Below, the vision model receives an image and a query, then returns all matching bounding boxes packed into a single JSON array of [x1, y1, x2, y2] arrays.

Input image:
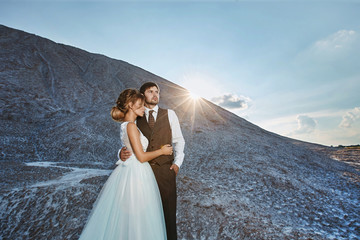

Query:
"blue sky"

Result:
[[1, 0, 359, 146]]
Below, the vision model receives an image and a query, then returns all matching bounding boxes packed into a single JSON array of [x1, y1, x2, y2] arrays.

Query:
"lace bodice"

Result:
[[120, 122, 149, 153]]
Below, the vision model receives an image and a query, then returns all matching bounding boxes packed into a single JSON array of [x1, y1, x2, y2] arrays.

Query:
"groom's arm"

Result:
[[168, 109, 185, 169]]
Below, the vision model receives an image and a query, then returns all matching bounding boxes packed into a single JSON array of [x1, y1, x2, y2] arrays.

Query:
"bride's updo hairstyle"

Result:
[[111, 89, 145, 122]]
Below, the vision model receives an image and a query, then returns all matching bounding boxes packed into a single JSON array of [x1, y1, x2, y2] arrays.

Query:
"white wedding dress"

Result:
[[79, 122, 166, 240]]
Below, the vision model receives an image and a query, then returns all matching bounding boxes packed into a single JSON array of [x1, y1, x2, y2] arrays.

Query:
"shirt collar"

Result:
[[145, 105, 159, 114]]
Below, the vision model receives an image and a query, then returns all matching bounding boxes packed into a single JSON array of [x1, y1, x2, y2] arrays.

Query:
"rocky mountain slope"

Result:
[[0, 25, 359, 239]]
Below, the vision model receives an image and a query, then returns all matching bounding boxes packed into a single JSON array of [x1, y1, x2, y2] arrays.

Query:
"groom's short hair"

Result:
[[140, 82, 160, 94]]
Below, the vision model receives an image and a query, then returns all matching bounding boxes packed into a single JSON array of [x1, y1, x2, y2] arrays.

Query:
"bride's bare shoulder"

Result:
[[126, 122, 138, 133]]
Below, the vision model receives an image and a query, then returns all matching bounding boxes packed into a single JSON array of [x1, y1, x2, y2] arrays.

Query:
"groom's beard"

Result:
[[145, 98, 159, 107]]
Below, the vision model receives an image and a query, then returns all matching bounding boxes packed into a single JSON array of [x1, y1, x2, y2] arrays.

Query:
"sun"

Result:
[[189, 91, 200, 100], [188, 91, 200, 101]]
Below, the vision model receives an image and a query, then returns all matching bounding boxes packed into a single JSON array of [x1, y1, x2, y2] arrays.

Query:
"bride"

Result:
[[79, 89, 172, 240]]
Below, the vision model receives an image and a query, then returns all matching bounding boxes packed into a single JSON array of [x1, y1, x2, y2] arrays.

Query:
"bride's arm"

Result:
[[127, 122, 172, 163]]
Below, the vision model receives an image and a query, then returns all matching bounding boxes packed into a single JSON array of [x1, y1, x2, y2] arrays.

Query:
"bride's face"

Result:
[[131, 99, 145, 117]]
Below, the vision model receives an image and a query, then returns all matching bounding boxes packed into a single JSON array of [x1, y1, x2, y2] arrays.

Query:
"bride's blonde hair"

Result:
[[111, 89, 145, 122]]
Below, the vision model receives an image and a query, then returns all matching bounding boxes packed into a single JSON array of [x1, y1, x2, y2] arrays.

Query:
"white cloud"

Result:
[[297, 29, 360, 67], [314, 29, 357, 52], [211, 93, 251, 110], [292, 29, 360, 87], [293, 115, 317, 134], [253, 111, 359, 146], [340, 107, 360, 128]]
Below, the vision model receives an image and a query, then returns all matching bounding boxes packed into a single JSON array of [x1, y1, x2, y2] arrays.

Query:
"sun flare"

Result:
[[188, 91, 200, 101]]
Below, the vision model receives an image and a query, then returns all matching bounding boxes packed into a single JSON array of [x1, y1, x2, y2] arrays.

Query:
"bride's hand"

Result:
[[160, 144, 173, 155]]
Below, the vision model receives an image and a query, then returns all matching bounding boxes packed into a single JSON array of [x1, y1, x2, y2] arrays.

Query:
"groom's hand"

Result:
[[120, 147, 132, 161], [170, 164, 179, 176]]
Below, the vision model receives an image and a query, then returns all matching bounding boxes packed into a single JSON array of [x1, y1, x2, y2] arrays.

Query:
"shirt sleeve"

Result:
[[168, 109, 185, 168]]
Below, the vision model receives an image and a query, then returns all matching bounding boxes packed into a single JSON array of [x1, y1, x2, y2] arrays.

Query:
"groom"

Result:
[[119, 82, 185, 240]]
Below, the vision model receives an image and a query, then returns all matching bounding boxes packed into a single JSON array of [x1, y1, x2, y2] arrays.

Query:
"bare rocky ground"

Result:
[[0, 144, 358, 240], [1, 25, 359, 239]]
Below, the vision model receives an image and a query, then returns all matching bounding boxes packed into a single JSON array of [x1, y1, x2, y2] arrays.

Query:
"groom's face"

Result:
[[144, 86, 160, 107]]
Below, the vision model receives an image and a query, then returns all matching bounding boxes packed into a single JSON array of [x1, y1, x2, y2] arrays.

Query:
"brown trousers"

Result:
[[150, 163, 177, 240]]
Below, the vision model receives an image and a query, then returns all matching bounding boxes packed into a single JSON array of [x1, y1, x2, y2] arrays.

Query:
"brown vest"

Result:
[[137, 108, 174, 165]]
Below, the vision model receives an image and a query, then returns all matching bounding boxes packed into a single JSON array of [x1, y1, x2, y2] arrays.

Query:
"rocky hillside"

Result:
[[0, 25, 359, 239]]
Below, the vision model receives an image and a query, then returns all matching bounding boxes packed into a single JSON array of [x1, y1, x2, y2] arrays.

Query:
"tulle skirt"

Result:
[[79, 157, 166, 240]]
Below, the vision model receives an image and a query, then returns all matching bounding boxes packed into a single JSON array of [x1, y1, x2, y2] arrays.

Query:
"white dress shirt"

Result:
[[118, 105, 185, 168]]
